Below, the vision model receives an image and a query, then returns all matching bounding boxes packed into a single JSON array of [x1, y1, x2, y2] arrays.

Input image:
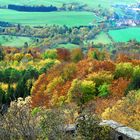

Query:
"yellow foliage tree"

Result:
[[102, 90, 140, 131], [87, 71, 113, 86]]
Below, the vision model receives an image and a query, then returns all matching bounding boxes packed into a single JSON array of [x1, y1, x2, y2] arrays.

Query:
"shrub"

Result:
[[68, 79, 96, 105], [114, 63, 133, 79], [0, 87, 6, 107], [98, 83, 110, 97], [67, 79, 81, 104], [0, 48, 4, 61], [71, 48, 84, 63], [76, 110, 111, 140], [127, 66, 140, 91], [43, 49, 57, 59], [62, 63, 76, 81], [88, 48, 100, 60], [0, 97, 42, 140], [80, 80, 96, 102], [24, 53, 33, 61], [87, 71, 113, 87], [0, 97, 76, 140], [3, 68, 21, 84], [57, 48, 70, 61], [109, 78, 130, 97], [13, 53, 24, 62], [102, 90, 140, 131], [47, 76, 64, 93], [39, 59, 56, 74], [87, 48, 109, 61], [92, 60, 115, 72]]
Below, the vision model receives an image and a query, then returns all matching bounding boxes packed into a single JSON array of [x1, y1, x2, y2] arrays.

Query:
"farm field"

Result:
[[0, 35, 35, 47], [108, 27, 140, 42], [92, 32, 112, 44], [0, 0, 138, 8], [0, 9, 98, 27]]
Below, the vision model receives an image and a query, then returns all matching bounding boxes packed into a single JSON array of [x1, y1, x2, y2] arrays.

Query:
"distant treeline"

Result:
[[0, 21, 13, 27], [8, 4, 57, 12]]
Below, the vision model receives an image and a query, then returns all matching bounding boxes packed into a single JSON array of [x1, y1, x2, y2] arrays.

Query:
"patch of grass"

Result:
[[92, 32, 112, 44], [0, 35, 35, 47]]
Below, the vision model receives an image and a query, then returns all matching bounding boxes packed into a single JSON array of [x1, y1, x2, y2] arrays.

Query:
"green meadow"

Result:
[[0, 35, 34, 47], [108, 27, 140, 42], [0, 9, 98, 27]]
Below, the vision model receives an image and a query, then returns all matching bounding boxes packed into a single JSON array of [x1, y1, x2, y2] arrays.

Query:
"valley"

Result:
[[0, 0, 140, 48], [0, 1, 140, 139]]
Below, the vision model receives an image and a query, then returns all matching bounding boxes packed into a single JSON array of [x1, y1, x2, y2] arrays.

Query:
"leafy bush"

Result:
[[109, 78, 130, 97], [67, 79, 81, 104], [114, 63, 133, 79], [1, 68, 22, 84], [43, 49, 57, 59], [0, 87, 6, 106], [23, 66, 39, 80], [57, 48, 70, 61], [0, 97, 112, 140], [47, 76, 64, 93], [80, 80, 96, 103], [62, 63, 76, 81], [87, 71, 113, 87], [0, 97, 42, 140], [13, 53, 24, 62], [98, 83, 110, 97], [68, 79, 96, 105], [0, 48, 4, 61], [76, 110, 111, 140], [87, 48, 108, 61], [127, 66, 140, 91], [71, 48, 83, 63], [39, 59, 56, 74], [102, 90, 140, 131]]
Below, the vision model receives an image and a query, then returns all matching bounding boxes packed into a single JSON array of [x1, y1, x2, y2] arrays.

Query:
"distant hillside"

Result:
[[0, 0, 139, 8]]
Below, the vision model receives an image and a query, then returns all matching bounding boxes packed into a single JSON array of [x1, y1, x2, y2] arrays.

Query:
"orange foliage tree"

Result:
[[56, 48, 70, 61], [94, 78, 130, 115], [31, 62, 77, 108], [109, 78, 130, 97], [31, 73, 50, 107], [116, 53, 131, 63]]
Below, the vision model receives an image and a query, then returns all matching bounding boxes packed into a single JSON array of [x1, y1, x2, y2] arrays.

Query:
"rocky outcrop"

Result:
[[101, 120, 140, 140]]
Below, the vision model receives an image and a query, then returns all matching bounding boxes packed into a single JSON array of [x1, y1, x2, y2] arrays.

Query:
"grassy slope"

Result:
[[93, 32, 112, 44], [108, 27, 140, 42], [0, 35, 34, 47]]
